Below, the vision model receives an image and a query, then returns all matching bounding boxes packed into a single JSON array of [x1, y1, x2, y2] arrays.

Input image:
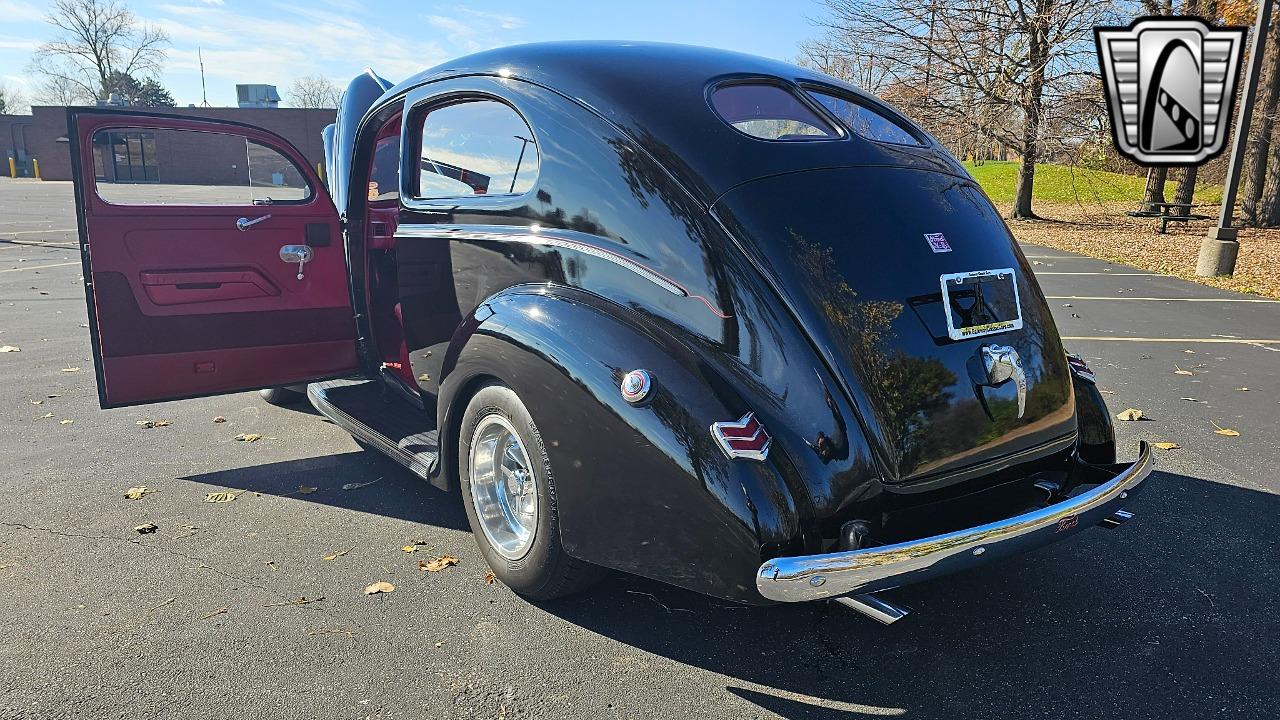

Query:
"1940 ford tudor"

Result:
[[68, 42, 1151, 623]]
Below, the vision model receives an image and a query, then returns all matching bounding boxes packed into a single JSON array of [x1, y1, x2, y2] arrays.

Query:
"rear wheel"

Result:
[[458, 383, 604, 600], [259, 387, 304, 406]]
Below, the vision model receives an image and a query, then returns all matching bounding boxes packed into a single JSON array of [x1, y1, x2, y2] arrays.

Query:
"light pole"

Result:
[[1198, 0, 1274, 277]]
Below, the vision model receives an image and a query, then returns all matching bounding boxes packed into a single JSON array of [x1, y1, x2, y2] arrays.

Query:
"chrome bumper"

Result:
[[756, 441, 1154, 602]]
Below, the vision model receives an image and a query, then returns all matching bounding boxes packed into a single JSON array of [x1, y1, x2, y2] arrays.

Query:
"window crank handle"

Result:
[[236, 214, 272, 231]]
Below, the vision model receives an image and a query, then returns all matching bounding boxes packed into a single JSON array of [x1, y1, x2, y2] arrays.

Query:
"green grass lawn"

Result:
[[963, 160, 1223, 205]]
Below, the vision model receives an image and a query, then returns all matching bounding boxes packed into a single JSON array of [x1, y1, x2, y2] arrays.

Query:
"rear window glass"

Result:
[[807, 90, 923, 146], [710, 83, 839, 141]]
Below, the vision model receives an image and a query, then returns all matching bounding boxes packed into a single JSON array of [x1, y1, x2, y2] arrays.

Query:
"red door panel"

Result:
[[69, 110, 359, 408]]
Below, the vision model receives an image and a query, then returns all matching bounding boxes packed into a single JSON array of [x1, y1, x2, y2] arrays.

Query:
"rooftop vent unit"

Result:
[[236, 84, 281, 108]]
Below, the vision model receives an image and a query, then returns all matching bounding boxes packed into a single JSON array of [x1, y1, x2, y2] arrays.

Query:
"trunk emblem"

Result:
[[711, 412, 772, 461], [924, 233, 952, 253], [982, 345, 1028, 418]]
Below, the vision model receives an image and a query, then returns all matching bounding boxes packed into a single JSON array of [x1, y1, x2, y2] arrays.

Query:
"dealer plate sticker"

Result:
[[939, 268, 1024, 341], [924, 233, 952, 253]]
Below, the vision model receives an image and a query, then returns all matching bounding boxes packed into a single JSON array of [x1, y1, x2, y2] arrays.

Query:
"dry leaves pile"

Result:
[[1002, 200, 1280, 299], [234, 433, 263, 442], [1115, 408, 1145, 421], [123, 486, 158, 500], [136, 419, 171, 429]]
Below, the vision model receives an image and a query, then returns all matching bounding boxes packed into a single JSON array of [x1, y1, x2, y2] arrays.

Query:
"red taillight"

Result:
[[711, 412, 772, 461]]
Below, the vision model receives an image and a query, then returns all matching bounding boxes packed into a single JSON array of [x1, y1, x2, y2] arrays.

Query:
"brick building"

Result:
[[14, 105, 335, 182], [1, 114, 35, 176]]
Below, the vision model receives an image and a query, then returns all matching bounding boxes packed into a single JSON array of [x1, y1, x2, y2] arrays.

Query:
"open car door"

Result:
[[69, 110, 359, 408]]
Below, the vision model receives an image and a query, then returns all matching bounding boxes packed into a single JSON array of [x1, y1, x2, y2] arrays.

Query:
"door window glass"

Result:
[[710, 83, 839, 140], [91, 127, 312, 205], [806, 90, 923, 146], [417, 99, 538, 198]]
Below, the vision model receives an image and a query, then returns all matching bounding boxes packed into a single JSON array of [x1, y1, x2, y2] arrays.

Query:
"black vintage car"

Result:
[[69, 42, 1151, 623]]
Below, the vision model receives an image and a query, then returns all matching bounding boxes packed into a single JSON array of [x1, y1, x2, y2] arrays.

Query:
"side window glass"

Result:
[[369, 133, 400, 201], [806, 90, 923, 146], [710, 83, 839, 140], [417, 99, 538, 199], [91, 127, 312, 205]]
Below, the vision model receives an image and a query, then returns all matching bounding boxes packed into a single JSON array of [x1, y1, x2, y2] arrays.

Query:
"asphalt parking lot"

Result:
[[2, 178, 1278, 719]]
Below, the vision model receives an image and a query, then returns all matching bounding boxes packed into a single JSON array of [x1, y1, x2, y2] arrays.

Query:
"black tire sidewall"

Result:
[[457, 383, 563, 596]]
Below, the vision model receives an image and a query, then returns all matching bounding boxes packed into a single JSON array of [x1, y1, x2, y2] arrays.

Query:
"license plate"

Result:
[[939, 268, 1023, 341]]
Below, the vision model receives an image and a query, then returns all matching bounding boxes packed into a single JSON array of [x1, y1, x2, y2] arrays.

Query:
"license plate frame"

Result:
[[939, 268, 1023, 341]]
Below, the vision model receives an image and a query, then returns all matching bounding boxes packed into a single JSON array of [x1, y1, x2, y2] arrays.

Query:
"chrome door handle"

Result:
[[280, 244, 313, 280], [236, 214, 272, 231]]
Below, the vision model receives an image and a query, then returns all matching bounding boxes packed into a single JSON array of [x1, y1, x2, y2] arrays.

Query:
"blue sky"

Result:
[[0, 0, 823, 108]]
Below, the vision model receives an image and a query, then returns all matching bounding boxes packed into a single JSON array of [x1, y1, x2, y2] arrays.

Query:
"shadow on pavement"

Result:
[[535, 469, 1280, 719], [178, 449, 470, 532]]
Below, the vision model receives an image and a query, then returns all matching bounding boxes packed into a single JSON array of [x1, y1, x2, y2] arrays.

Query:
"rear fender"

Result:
[[436, 285, 808, 603]]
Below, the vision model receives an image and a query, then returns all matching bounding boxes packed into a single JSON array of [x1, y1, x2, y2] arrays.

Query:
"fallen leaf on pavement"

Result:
[[1236, 387, 1250, 392], [1152, 442, 1182, 450], [419, 555, 459, 572], [37, 412, 54, 419], [234, 433, 263, 442], [297, 485, 317, 495], [213, 416, 227, 423], [1211, 421, 1241, 437], [342, 477, 382, 491], [200, 606, 228, 620], [1172, 365, 1193, 376], [363, 581, 395, 595], [59, 419, 73, 425], [265, 560, 276, 571], [136, 419, 171, 429], [1179, 397, 1207, 403], [1115, 408, 1145, 421], [483, 571, 496, 585], [435, 641, 445, 648], [30, 400, 42, 405], [323, 545, 356, 561], [60, 367, 80, 373], [204, 490, 245, 503], [402, 545, 418, 553], [0, 345, 20, 353], [134, 523, 158, 534], [123, 486, 158, 500]]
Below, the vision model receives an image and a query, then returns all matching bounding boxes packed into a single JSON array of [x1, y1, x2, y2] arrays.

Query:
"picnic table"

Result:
[[1126, 201, 1214, 234]]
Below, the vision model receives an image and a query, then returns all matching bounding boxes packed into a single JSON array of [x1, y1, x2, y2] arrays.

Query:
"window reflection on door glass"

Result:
[[91, 127, 312, 205], [418, 99, 539, 199]]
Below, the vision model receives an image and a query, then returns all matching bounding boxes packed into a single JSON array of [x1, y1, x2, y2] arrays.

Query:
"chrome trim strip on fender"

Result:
[[756, 441, 1155, 602], [395, 223, 731, 318]]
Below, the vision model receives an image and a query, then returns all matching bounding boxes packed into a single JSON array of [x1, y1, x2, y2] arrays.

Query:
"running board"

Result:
[[308, 379, 440, 484]]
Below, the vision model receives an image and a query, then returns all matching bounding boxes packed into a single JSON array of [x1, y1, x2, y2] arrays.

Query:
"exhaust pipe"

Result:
[[1098, 509, 1134, 529], [834, 593, 911, 625]]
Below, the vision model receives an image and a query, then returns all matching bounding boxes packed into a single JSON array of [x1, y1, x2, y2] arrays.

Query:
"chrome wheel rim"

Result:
[[468, 414, 538, 560]]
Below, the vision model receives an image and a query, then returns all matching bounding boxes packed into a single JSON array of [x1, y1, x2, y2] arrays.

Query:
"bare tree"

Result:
[[0, 83, 29, 114], [810, 0, 1117, 219], [28, 0, 168, 103], [286, 75, 342, 109], [32, 73, 95, 106]]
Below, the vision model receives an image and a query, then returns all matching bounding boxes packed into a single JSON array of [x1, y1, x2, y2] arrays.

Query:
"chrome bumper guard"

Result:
[[756, 441, 1154, 602]]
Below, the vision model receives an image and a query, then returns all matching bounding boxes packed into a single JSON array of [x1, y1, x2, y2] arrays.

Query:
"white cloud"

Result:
[[0, 0, 44, 23], [0, 37, 40, 51], [197, 0, 225, 5], [426, 6, 526, 53]]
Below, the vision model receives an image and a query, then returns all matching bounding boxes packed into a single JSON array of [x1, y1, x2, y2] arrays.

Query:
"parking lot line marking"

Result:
[[1047, 295, 1280, 303], [0, 261, 79, 273], [1061, 336, 1280, 345], [1, 229, 77, 236], [1034, 272, 1157, 276]]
